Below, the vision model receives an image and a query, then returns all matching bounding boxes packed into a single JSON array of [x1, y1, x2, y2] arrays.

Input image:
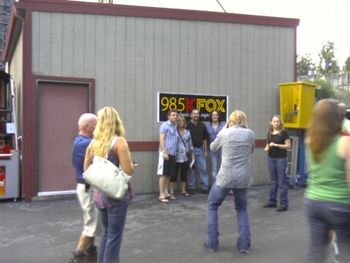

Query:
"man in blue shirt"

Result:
[[157, 110, 178, 203], [70, 113, 98, 263]]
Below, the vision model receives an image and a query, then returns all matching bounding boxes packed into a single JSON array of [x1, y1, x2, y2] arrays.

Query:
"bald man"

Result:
[[69, 113, 98, 263]]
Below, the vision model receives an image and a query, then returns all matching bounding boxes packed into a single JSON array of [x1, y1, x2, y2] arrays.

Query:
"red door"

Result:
[[37, 81, 91, 193]]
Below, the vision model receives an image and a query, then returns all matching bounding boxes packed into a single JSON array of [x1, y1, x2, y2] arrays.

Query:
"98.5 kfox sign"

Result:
[[157, 92, 228, 122]]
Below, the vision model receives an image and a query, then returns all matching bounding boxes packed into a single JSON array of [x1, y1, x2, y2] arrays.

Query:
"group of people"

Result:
[[70, 107, 135, 263], [157, 108, 226, 203], [69, 99, 350, 263]]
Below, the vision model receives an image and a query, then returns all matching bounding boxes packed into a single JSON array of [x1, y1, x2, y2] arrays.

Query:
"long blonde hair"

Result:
[[307, 99, 344, 162], [227, 110, 248, 128], [90, 106, 125, 157]]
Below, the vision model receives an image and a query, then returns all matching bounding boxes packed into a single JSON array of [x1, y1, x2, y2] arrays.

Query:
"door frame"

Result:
[[34, 75, 95, 196]]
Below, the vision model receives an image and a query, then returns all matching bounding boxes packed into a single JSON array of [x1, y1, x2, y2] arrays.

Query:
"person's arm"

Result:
[[115, 137, 135, 175], [269, 131, 291, 150], [159, 132, 169, 160], [269, 138, 291, 149], [210, 132, 222, 152], [338, 136, 350, 188], [83, 145, 93, 171]]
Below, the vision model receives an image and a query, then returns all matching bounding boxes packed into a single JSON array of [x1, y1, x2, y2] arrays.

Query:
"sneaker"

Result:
[[276, 206, 288, 212], [239, 249, 250, 254], [203, 241, 218, 252], [85, 245, 97, 256], [68, 251, 85, 263], [262, 203, 277, 208]]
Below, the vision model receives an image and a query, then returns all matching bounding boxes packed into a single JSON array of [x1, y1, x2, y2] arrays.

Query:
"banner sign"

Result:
[[157, 92, 228, 122]]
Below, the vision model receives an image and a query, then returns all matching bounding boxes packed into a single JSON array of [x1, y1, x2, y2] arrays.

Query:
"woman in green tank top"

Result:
[[305, 99, 350, 263]]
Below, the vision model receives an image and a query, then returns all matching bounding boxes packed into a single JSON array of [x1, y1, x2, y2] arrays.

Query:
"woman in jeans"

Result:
[[205, 111, 255, 253], [84, 107, 135, 263], [305, 99, 350, 263], [263, 115, 291, 212]]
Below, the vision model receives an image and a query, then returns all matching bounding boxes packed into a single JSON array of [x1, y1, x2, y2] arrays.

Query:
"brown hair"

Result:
[[307, 99, 344, 162]]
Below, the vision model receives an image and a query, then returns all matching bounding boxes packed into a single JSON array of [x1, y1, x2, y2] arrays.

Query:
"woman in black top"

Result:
[[263, 115, 291, 212]]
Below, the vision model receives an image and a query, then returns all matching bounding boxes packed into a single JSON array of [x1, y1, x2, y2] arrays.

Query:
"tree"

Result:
[[313, 78, 335, 100], [344, 56, 350, 73], [317, 41, 340, 77], [297, 54, 315, 77]]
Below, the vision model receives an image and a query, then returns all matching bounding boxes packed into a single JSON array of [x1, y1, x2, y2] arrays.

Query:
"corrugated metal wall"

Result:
[[31, 11, 295, 193]]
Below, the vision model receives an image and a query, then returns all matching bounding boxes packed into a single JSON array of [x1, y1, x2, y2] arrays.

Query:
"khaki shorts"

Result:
[[76, 183, 99, 237]]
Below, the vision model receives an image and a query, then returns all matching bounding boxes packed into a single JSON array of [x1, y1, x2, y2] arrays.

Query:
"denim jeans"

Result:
[[207, 183, 251, 250], [267, 157, 288, 207], [187, 147, 209, 190], [305, 199, 350, 263], [98, 198, 128, 263], [209, 150, 221, 185]]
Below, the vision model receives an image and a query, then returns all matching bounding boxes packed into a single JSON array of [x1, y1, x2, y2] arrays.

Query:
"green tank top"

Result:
[[306, 136, 350, 205]]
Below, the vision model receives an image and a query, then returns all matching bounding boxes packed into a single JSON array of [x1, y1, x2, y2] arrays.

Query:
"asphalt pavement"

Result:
[[0, 185, 310, 263]]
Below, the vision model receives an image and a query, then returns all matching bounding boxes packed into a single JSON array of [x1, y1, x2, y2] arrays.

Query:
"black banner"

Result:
[[157, 92, 228, 122]]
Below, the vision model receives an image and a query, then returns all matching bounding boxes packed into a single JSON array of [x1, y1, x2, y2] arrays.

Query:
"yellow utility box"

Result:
[[279, 82, 316, 129]]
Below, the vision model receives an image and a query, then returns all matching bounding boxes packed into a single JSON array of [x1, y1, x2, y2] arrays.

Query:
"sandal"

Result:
[[169, 194, 176, 200], [181, 192, 190, 197], [159, 197, 169, 203]]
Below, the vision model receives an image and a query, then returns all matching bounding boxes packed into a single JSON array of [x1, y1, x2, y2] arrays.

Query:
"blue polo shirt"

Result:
[[72, 135, 92, 183]]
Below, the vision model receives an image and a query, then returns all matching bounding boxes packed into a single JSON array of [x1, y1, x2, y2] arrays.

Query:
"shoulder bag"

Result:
[[83, 137, 132, 200]]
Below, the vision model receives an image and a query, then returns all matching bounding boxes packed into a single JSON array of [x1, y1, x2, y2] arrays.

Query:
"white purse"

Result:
[[83, 137, 132, 199]]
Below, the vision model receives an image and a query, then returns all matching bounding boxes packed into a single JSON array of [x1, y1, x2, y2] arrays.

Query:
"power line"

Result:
[[216, 0, 227, 13]]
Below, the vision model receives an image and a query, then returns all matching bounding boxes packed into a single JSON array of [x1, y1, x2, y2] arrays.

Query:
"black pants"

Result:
[[170, 161, 189, 182]]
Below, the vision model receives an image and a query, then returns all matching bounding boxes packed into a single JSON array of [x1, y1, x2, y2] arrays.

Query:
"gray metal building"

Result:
[[3, 0, 298, 200]]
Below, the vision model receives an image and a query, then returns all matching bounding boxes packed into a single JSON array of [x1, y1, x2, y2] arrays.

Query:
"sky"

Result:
[[82, 0, 350, 66]]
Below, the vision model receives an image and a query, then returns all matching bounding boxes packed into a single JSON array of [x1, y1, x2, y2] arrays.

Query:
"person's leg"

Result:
[[206, 183, 230, 250], [97, 208, 108, 263], [187, 163, 196, 192], [305, 201, 330, 263], [265, 157, 278, 206], [276, 158, 288, 208], [328, 204, 350, 262], [233, 188, 251, 252], [180, 162, 189, 194], [103, 199, 128, 263], [194, 147, 209, 190]]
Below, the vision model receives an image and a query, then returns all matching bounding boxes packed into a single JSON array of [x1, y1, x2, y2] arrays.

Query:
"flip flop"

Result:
[[181, 192, 190, 197], [159, 197, 169, 203], [169, 194, 176, 200]]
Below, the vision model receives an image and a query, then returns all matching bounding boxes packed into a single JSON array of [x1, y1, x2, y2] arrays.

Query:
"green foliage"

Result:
[[344, 56, 350, 73], [317, 41, 340, 77], [312, 78, 335, 100], [297, 54, 315, 76]]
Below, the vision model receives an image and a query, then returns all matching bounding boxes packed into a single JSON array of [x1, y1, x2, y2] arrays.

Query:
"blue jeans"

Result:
[[305, 199, 350, 263], [207, 184, 251, 250], [98, 198, 128, 263], [267, 157, 288, 207], [187, 147, 209, 190], [209, 150, 221, 185]]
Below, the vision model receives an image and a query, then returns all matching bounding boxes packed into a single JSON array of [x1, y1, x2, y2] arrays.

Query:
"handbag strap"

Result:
[[104, 136, 118, 159], [178, 130, 189, 149]]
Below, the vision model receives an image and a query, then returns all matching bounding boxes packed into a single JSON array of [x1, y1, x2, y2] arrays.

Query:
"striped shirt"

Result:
[[160, 120, 177, 156]]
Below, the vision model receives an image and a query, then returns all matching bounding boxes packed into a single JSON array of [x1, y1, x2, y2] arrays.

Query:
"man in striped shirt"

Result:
[[158, 109, 178, 203]]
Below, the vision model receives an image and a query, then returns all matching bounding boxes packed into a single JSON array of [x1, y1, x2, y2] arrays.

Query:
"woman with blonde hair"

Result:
[[205, 110, 255, 253], [84, 106, 135, 263], [305, 99, 350, 262], [263, 115, 291, 212]]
